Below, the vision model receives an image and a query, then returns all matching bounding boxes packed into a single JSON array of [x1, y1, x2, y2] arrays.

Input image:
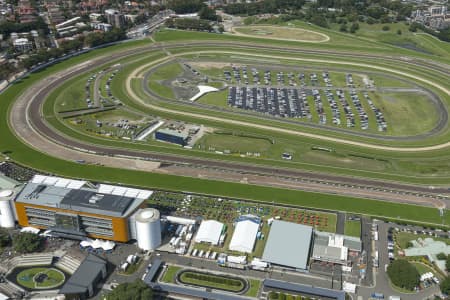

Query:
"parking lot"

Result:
[[225, 66, 387, 131]]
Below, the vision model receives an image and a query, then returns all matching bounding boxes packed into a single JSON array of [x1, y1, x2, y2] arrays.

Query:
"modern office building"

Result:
[[14, 175, 153, 242]]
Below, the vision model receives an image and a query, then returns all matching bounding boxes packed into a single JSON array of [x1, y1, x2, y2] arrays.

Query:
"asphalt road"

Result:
[[358, 221, 440, 300], [8, 40, 450, 211]]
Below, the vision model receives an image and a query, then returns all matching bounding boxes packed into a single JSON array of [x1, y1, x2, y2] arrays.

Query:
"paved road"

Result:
[[7, 40, 450, 212], [358, 221, 440, 300], [336, 212, 346, 235]]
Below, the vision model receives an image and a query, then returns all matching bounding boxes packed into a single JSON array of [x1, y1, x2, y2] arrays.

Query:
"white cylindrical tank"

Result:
[[135, 208, 161, 251], [0, 190, 15, 228]]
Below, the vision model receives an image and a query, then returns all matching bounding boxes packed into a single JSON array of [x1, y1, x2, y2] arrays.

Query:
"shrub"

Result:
[[437, 253, 447, 260], [382, 25, 390, 31]]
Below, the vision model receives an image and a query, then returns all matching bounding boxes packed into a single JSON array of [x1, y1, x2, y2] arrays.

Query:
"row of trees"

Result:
[[106, 280, 153, 299], [224, 0, 415, 34], [21, 28, 126, 70], [0, 229, 43, 253], [166, 18, 214, 32], [0, 17, 49, 38], [223, 0, 305, 15], [409, 22, 450, 43]]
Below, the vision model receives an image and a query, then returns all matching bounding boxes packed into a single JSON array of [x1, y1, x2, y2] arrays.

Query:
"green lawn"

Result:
[[344, 220, 361, 238], [369, 91, 439, 136], [196, 132, 272, 155], [395, 232, 450, 249], [17, 267, 65, 289], [160, 265, 182, 283], [245, 279, 262, 297], [148, 80, 174, 99], [197, 90, 228, 107], [178, 271, 245, 292], [234, 25, 329, 42], [55, 74, 91, 112], [411, 261, 445, 280], [149, 61, 184, 81]]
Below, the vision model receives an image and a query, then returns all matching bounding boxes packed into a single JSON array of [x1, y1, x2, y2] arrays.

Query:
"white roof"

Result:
[[80, 239, 115, 251], [229, 219, 259, 253], [195, 220, 224, 245], [31, 175, 86, 189], [98, 184, 153, 200], [20, 227, 40, 234], [0, 292, 9, 300]]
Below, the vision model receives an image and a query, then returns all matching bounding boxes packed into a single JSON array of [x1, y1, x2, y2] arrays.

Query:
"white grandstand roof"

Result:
[[80, 238, 115, 251], [98, 184, 153, 199], [229, 215, 260, 253], [195, 220, 224, 245], [31, 175, 86, 189]]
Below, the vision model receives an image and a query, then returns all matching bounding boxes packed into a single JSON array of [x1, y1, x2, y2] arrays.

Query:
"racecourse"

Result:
[[126, 49, 450, 152], [3, 33, 450, 226]]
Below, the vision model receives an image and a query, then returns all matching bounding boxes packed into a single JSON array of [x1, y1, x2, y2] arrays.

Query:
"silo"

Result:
[[135, 208, 161, 251], [0, 190, 16, 228]]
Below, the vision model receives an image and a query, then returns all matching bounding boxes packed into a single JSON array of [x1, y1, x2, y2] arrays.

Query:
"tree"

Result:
[[382, 25, 390, 31], [387, 259, 420, 291], [199, 6, 218, 21], [339, 23, 348, 32], [350, 22, 359, 33], [0, 229, 10, 247], [446, 255, 450, 271], [437, 252, 447, 260], [441, 277, 450, 295], [106, 279, 153, 300], [13, 232, 43, 253], [396, 29, 402, 35]]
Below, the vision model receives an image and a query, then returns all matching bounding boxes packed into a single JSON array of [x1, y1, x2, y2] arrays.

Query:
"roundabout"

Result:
[[3, 30, 450, 225]]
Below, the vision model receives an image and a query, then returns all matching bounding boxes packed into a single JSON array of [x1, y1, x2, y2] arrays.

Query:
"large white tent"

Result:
[[195, 220, 224, 245], [229, 215, 260, 253]]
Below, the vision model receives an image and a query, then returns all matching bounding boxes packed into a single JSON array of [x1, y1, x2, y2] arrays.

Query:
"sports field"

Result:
[[233, 25, 330, 43]]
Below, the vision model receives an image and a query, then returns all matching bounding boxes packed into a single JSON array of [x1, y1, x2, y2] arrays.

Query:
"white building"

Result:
[[229, 215, 260, 253], [195, 220, 224, 245], [13, 38, 32, 52]]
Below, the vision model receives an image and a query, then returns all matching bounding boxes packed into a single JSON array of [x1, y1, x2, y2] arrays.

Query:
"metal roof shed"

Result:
[[262, 220, 313, 270]]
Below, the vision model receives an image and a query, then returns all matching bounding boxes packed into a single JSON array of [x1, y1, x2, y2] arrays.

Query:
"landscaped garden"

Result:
[[177, 270, 247, 293], [15, 267, 66, 290]]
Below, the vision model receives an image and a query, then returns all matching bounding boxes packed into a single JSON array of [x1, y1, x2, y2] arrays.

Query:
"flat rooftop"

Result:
[[59, 254, 106, 295], [61, 189, 135, 216], [15, 176, 151, 218], [262, 220, 313, 270]]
